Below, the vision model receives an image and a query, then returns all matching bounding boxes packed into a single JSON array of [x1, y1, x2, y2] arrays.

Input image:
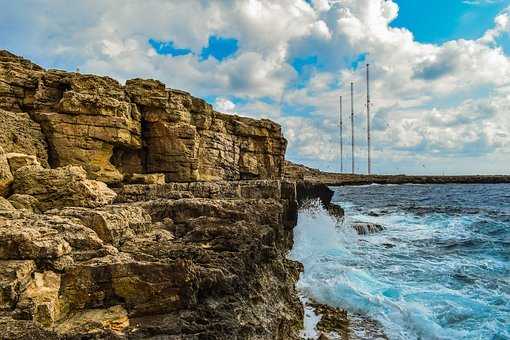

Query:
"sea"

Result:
[[290, 183, 510, 340]]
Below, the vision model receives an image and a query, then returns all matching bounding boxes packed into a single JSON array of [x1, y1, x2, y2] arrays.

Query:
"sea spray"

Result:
[[291, 184, 510, 340]]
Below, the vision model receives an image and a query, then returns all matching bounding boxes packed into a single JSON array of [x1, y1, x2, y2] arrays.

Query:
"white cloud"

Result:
[[1, 0, 509, 174]]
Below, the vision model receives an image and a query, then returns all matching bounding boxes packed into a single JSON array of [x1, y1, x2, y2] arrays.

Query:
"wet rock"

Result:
[[351, 222, 384, 235], [12, 165, 116, 211]]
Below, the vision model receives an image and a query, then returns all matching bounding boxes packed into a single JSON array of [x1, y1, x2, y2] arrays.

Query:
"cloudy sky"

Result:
[[2, 0, 510, 175]]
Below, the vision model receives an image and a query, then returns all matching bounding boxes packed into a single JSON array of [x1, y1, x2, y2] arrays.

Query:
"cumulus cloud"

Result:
[[1, 0, 509, 174]]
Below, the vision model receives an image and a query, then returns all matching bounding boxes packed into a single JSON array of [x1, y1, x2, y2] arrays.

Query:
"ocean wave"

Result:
[[291, 183, 510, 339]]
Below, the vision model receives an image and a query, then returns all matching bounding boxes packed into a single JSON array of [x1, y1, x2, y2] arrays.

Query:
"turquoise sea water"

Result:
[[291, 184, 510, 339]]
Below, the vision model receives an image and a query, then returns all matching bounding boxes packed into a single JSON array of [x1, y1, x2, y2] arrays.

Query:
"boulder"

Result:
[[351, 222, 384, 235], [12, 165, 116, 211], [49, 205, 152, 247], [15, 271, 61, 326]]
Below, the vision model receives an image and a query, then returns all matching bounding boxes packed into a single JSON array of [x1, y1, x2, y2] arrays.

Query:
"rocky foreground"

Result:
[[0, 50, 334, 339]]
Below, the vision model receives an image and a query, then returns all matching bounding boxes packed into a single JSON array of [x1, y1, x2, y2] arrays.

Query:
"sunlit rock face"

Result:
[[0, 51, 302, 339], [0, 50, 286, 184]]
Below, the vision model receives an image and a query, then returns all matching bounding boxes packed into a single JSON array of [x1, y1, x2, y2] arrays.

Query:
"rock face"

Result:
[[0, 180, 302, 339], [0, 50, 286, 184], [0, 50, 303, 339], [12, 165, 117, 212]]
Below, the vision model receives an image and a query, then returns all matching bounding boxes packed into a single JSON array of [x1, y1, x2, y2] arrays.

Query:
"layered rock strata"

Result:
[[0, 51, 302, 339], [0, 50, 286, 184], [0, 173, 302, 339]]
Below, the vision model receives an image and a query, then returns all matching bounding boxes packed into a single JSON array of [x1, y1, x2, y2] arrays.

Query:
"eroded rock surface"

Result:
[[0, 50, 302, 339], [0, 180, 302, 339], [0, 50, 286, 184]]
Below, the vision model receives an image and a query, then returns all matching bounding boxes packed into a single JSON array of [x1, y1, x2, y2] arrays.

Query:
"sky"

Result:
[[1, 0, 510, 175]]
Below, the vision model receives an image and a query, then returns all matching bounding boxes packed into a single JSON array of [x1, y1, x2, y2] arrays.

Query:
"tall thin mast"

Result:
[[339, 96, 343, 173], [366, 63, 371, 175], [351, 82, 355, 174]]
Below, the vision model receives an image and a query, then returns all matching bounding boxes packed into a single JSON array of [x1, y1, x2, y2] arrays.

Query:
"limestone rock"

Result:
[[5, 153, 40, 172], [50, 205, 152, 247], [0, 260, 36, 309], [54, 305, 129, 337], [0, 197, 15, 211], [126, 173, 165, 185], [7, 194, 40, 212], [12, 165, 116, 211], [0, 109, 49, 167], [0, 146, 13, 195], [15, 271, 61, 326]]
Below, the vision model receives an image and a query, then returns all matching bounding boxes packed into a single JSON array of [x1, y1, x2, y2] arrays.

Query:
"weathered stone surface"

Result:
[[15, 271, 61, 326], [0, 147, 13, 196], [0, 50, 304, 339], [5, 153, 40, 173], [0, 110, 49, 168], [12, 165, 116, 211], [0, 260, 36, 309], [0, 197, 15, 211], [54, 305, 129, 337], [7, 194, 39, 213], [126, 173, 165, 185], [0, 51, 286, 184], [50, 205, 152, 247]]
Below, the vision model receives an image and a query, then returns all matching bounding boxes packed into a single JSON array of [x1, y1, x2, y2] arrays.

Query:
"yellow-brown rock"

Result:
[[0, 146, 13, 196], [0, 51, 286, 184]]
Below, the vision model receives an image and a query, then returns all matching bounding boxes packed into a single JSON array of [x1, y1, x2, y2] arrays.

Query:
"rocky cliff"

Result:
[[0, 50, 286, 184], [0, 51, 301, 339]]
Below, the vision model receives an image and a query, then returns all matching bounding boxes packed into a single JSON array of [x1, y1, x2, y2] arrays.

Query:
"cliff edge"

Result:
[[0, 51, 302, 339]]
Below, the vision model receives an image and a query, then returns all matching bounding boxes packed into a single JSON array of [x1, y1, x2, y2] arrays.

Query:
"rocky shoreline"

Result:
[[285, 161, 510, 185], [0, 50, 367, 339], [0, 50, 311, 339]]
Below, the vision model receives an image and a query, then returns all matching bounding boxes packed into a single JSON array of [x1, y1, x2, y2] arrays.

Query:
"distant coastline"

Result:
[[284, 160, 510, 186]]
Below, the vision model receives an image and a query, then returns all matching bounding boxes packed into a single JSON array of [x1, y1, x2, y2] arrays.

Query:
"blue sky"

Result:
[[1, 0, 509, 175], [392, 0, 509, 43]]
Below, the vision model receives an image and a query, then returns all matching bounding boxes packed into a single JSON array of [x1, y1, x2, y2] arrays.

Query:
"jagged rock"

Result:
[[0, 147, 13, 196], [0, 110, 48, 168], [0, 260, 36, 309], [0, 50, 304, 339], [0, 218, 72, 260], [54, 305, 129, 337], [5, 153, 40, 173], [12, 165, 116, 211], [7, 194, 40, 213], [351, 222, 384, 235], [0, 197, 15, 211], [15, 271, 61, 326], [49, 205, 152, 247]]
